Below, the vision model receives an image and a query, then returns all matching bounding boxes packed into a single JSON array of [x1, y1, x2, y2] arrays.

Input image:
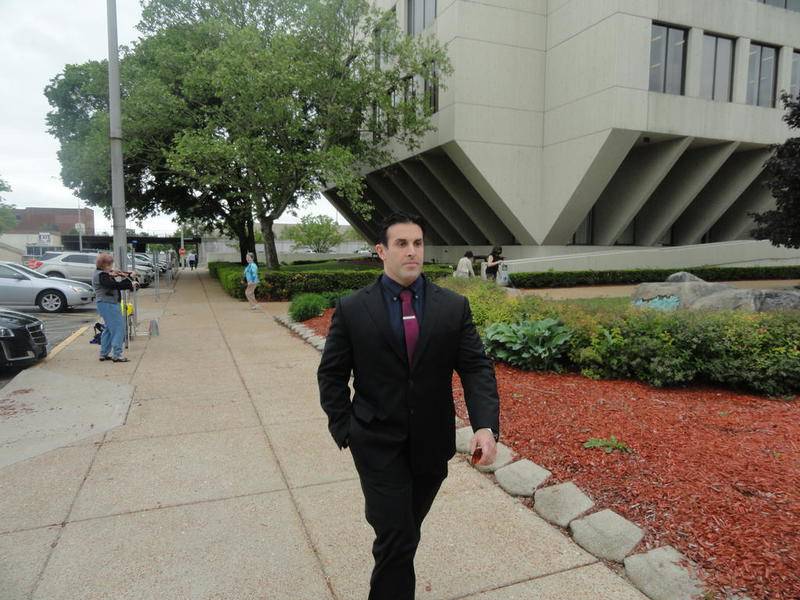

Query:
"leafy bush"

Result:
[[289, 293, 327, 322], [440, 278, 520, 329], [509, 266, 800, 289], [484, 319, 572, 371], [210, 261, 451, 301], [317, 289, 355, 308]]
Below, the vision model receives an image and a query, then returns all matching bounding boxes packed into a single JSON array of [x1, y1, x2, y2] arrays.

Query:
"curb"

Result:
[[273, 313, 708, 600], [42, 324, 91, 364]]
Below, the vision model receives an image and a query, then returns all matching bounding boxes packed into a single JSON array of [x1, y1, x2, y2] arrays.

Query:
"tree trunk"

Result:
[[245, 216, 257, 263], [227, 218, 249, 265], [259, 216, 280, 268]]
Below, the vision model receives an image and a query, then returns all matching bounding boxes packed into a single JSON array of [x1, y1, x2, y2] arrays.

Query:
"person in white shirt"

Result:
[[454, 251, 475, 278]]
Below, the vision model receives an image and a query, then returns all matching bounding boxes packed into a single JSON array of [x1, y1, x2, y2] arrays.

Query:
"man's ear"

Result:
[[375, 243, 386, 260]]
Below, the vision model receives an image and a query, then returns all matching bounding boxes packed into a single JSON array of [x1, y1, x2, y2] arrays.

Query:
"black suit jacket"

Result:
[[317, 276, 500, 475]]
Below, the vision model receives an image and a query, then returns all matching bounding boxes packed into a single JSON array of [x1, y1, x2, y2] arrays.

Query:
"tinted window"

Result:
[[41, 252, 62, 261], [63, 254, 93, 264], [649, 24, 686, 95], [0, 265, 23, 279], [9, 264, 48, 279], [791, 51, 800, 100], [747, 43, 777, 107], [701, 34, 734, 101]]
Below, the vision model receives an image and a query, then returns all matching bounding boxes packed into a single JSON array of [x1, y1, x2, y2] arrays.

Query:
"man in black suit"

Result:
[[318, 212, 500, 599]]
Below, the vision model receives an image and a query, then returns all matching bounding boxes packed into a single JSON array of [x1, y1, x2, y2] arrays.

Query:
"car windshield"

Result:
[[9, 264, 49, 279]]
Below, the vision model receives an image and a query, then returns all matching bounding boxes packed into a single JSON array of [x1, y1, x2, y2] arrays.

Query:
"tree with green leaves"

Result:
[[46, 0, 450, 267], [286, 214, 345, 253], [0, 176, 17, 235], [751, 93, 800, 248]]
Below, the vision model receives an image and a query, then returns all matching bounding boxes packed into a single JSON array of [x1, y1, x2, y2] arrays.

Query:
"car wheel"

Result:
[[45, 271, 65, 278], [37, 290, 67, 313]]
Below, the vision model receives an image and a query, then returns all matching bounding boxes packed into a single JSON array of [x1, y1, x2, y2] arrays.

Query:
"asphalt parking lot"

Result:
[[0, 305, 97, 389]]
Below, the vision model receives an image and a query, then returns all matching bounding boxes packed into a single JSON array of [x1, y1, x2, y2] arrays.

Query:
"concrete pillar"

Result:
[[709, 176, 775, 242], [777, 46, 794, 99], [593, 136, 692, 246], [542, 129, 639, 245], [732, 37, 751, 104], [672, 147, 772, 246], [322, 190, 379, 242], [684, 28, 704, 98], [385, 168, 465, 245], [366, 173, 447, 245], [400, 160, 488, 245], [420, 153, 514, 245], [636, 141, 739, 246]]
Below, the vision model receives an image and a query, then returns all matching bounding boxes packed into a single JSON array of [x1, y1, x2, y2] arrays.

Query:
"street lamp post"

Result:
[[106, 0, 127, 270]]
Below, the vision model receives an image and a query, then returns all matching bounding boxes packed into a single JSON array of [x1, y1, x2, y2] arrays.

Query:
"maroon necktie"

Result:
[[399, 289, 419, 364]]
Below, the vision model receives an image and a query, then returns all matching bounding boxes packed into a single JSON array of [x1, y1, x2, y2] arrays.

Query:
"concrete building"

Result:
[[324, 0, 800, 270]]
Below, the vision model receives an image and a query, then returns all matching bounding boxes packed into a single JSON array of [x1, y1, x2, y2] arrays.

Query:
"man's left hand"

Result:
[[468, 429, 497, 466]]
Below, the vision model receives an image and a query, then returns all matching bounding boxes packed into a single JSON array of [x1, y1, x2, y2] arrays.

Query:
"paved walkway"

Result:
[[0, 269, 648, 600]]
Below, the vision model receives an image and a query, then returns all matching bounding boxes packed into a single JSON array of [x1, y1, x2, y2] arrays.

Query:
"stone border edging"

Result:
[[272, 313, 708, 600]]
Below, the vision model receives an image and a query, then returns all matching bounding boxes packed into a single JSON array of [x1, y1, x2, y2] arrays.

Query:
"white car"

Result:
[[0, 261, 95, 313], [30, 252, 152, 286]]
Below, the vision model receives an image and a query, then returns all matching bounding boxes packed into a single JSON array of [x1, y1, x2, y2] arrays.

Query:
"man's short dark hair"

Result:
[[377, 212, 425, 246]]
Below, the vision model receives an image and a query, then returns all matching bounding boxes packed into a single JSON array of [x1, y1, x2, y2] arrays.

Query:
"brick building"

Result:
[[12, 207, 95, 235]]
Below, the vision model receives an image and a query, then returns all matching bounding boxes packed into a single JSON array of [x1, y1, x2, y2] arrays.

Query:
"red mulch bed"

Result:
[[305, 308, 800, 599]]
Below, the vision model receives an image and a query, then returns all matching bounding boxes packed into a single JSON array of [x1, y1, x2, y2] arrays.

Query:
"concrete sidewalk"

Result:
[[0, 269, 647, 600]]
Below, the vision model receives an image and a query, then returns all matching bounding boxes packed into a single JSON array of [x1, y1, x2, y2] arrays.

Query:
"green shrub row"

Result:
[[440, 278, 800, 397], [208, 261, 452, 301], [509, 265, 800, 288], [288, 289, 356, 322]]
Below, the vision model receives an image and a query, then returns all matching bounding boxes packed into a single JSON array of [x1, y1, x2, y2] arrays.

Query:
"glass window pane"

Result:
[[414, 0, 424, 35], [714, 37, 733, 101], [649, 25, 667, 92], [424, 0, 436, 29], [747, 44, 761, 105], [787, 0, 800, 11], [700, 35, 716, 100], [758, 46, 776, 107], [791, 51, 800, 99], [765, 0, 785, 7], [665, 27, 686, 95]]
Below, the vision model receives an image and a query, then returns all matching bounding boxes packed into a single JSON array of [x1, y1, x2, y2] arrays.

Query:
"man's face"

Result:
[[376, 222, 424, 287]]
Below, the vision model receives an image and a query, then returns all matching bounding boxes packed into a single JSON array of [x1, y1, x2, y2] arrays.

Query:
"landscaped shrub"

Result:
[[210, 261, 452, 301], [484, 319, 572, 371], [289, 293, 328, 322], [509, 265, 800, 289], [441, 278, 519, 329], [317, 289, 355, 308]]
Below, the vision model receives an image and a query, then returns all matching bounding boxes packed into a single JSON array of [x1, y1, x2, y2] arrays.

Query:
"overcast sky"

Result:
[[0, 0, 339, 236]]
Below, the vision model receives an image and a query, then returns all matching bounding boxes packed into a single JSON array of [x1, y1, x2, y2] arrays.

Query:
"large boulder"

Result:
[[691, 288, 800, 311], [632, 281, 733, 309], [665, 271, 704, 283]]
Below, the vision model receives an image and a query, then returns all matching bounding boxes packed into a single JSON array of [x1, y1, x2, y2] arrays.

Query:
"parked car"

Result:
[[0, 262, 95, 313], [0, 308, 47, 368], [28, 252, 153, 286]]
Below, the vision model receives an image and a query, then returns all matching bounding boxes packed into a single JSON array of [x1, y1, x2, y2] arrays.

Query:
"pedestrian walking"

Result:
[[92, 252, 139, 363], [242, 252, 259, 310], [454, 250, 475, 278], [318, 212, 500, 600], [484, 245, 503, 281], [188, 251, 197, 270]]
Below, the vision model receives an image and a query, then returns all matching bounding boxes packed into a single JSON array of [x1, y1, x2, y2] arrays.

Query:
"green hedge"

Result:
[[439, 278, 800, 397], [509, 266, 800, 289], [289, 293, 328, 321], [209, 261, 452, 301]]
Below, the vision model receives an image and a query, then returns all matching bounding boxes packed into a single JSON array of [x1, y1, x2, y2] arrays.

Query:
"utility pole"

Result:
[[107, 0, 127, 270], [77, 198, 83, 251]]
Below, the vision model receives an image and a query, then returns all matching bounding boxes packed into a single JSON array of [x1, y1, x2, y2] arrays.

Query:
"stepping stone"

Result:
[[534, 482, 594, 527], [475, 442, 513, 473], [624, 546, 703, 600], [494, 459, 551, 496], [308, 335, 325, 346], [569, 509, 644, 562], [455, 427, 473, 453]]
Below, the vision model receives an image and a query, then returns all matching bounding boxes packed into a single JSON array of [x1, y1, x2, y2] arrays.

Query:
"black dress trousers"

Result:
[[352, 440, 446, 600]]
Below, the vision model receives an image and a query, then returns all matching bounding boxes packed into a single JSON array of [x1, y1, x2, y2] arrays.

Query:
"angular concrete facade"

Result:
[[325, 0, 800, 269]]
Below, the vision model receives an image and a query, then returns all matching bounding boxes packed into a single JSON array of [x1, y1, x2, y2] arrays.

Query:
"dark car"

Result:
[[0, 308, 48, 369]]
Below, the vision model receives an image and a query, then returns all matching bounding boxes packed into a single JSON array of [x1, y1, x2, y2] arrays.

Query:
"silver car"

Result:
[[30, 251, 153, 286], [0, 261, 95, 313]]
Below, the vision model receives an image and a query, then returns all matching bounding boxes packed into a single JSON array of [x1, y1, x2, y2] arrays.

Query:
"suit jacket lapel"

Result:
[[411, 279, 441, 372], [363, 279, 407, 365]]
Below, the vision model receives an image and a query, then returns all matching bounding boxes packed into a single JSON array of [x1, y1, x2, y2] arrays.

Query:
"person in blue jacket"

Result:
[[243, 252, 259, 310]]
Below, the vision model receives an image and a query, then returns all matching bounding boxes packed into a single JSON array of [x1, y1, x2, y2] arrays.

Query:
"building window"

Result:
[[649, 24, 687, 95], [791, 50, 800, 99], [700, 34, 734, 101], [746, 43, 778, 107], [754, 0, 800, 12], [407, 0, 436, 35]]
